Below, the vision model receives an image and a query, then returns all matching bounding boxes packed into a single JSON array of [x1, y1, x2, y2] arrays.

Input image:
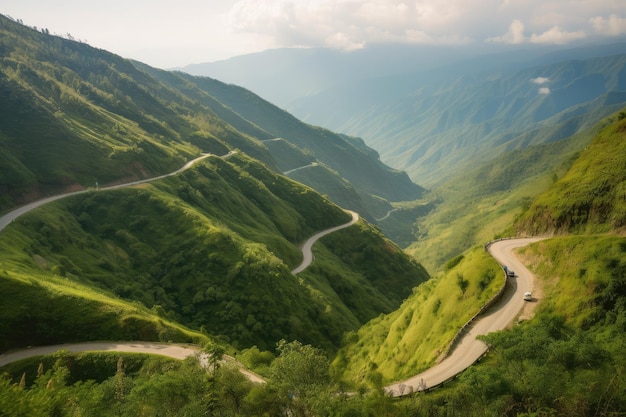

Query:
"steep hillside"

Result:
[[330, 108, 626, 413], [144, 68, 424, 217], [0, 15, 422, 220], [0, 153, 428, 352], [516, 110, 626, 234], [306, 51, 626, 187], [334, 246, 503, 384]]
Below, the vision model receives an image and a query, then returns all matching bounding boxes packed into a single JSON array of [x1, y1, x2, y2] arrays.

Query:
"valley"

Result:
[[1, 11, 626, 416]]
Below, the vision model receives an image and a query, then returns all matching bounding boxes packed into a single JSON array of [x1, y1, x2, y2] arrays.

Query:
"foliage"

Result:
[[516, 110, 626, 234], [0, 152, 427, 353], [406, 126, 593, 272], [334, 246, 502, 384]]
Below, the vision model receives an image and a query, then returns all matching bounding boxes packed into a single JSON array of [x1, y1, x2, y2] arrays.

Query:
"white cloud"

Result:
[[530, 25, 587, 44], [531, 77, 550, 84], [228, 0, 480, 51], [227, 1, 624, 52], [486, 19, 526, 44], [228, 0, 522, 50], [7, 0, 626, 67], [591, 14, 626, 36], [539, 87, 551, 95], [325, 32, 365, 51], [489, 19, 588, 46]]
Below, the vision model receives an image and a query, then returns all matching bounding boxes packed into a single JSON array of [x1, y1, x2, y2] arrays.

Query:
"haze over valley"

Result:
[[1, 3, 626, 415]]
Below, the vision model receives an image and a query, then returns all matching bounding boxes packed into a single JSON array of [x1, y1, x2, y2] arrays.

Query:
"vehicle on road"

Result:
[[524, 292, 532, 301], [507, 270, 516, 277]]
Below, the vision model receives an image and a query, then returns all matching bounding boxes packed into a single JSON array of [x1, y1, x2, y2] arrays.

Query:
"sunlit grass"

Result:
[[334, 246, 502, 384]]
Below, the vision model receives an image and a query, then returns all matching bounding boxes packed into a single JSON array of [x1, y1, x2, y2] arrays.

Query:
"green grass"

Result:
[[405, 125, 594, 273], [516, 112, 626, 234], [0, 153, 427, 353], [516, 235, 626, 331], [333, 245, 502, 384]]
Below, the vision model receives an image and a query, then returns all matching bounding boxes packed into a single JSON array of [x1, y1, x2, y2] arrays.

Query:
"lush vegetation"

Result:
[[333, 246, 503, 384], [0, 341, 405, 417], [3, 11, 626, 417], [5, 235, 625, 417], [0, 152, 426, 353], [516, 111, 626, 234], [0, 14, 422, 220], [409, 235, 626, 416]]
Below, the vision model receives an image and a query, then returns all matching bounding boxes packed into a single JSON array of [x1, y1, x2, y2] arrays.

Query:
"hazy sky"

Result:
[[2, 0, 626, 68]]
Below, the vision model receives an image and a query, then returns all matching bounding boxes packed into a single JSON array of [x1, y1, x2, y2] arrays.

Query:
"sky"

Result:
[[2, 0, 626, 69]]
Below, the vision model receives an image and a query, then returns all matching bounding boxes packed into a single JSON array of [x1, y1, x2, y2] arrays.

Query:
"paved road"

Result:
[[0, 151, 543, 395], [0, 153, 215, 233], [0, 341, 265, 383], [283, 162, 318, 175], [291, 210, 359, 274], [376, 207, 399, 222], [384, 237, 544, 396]]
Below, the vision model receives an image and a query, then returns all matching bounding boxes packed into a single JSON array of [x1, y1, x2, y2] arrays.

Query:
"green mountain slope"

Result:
[[289, 47, 626, 187], [0, 151, 428, 353], [140, 67, 424, 219], [334, 246, 502, 384], [328, 108, 626, 413], [516, 111, 626, 234], [0, 15, 431, 354], [0, 14, 422, 221]]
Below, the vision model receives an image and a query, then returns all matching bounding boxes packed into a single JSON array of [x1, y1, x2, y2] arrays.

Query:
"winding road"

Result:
[[384, 237, 545, 396], [291, 210, 359, 274], [0, 153, 215, 233], [0, 155, 358, 381], [0, 154, 544, 396], [0, 342, 265, 383]]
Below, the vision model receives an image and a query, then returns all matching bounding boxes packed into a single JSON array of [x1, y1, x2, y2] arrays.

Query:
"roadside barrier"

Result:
[[435, 238, 514, 363]]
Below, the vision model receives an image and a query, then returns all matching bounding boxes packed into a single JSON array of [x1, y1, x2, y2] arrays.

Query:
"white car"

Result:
[[523, 292, 532, 301]]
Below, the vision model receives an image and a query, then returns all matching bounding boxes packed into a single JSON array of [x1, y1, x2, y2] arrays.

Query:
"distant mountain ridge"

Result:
[[182, 41, 626, 187]]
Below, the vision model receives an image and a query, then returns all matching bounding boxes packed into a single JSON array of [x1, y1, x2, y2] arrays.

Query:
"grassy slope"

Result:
[[420, 235, 626, 416], [334, 246, 502, 384], [399, 110, 626, 415], [516, 111, 626, 234], [0, 154, 427, 353], [405, 118, 599, 273], [335, 107, 626, 392]]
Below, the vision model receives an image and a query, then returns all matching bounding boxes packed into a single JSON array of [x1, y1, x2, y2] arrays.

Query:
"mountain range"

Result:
[[183, 41, 626, 187], [0, 13, 428, 353], [0, 14, 422, 223], [2, 12, 626, 416]]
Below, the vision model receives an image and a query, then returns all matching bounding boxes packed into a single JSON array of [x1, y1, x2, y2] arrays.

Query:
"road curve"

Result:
[[283, 162, 318, 175], [384, 237, 545, 396], [291, 210, 359, 274], [0, 151, 356, 382], [0, 342, 198, 367], [0, 341, 265, 384], [0, 153, 215, 233]]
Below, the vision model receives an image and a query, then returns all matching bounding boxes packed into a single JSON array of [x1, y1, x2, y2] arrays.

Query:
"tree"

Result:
[[268, 340, 331, 416]]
